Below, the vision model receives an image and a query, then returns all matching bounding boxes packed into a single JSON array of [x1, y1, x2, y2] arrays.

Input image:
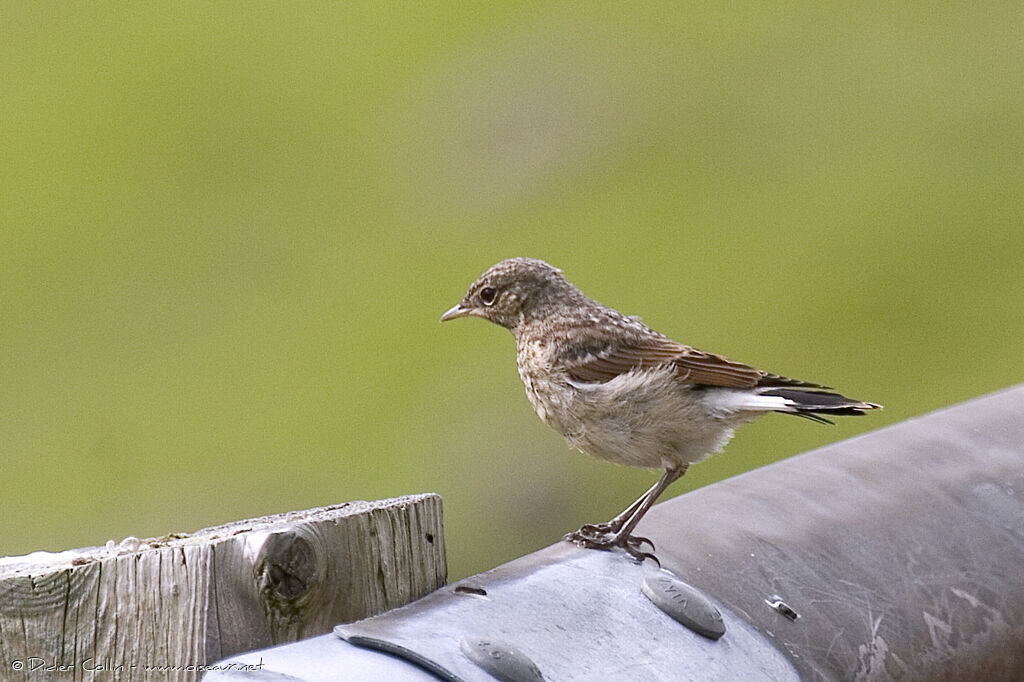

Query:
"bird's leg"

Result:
[[574, 479, 661, 537], [566, 465, 687, 561], [609, 465, 685, 543]]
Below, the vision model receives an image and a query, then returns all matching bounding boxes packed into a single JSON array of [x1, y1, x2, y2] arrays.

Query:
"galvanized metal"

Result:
[[641, 383, 1024, 680], [207, 384, 1024, 681], [334, 548, 795, 681]]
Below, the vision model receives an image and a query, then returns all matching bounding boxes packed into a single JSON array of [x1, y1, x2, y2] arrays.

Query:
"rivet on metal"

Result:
[[642, 573, 726, 640], [460, 637, 545, 682]]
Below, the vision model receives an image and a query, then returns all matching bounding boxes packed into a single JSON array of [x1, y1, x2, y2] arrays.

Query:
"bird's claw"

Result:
[[563, 527, 659, 565]]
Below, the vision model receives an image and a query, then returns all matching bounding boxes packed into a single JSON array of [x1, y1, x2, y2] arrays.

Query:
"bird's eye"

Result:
[[479, 287, 498, 306]]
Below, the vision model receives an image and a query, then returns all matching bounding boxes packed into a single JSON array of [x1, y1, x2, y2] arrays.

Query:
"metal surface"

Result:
[[641, 383, 1024, 680], [206, 384, 1024, 681], [202, 632, 439, 681], [208, 549, 795, 681], [334, 548, 795, 681]]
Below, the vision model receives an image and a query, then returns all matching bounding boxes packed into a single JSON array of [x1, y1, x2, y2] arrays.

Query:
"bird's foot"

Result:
[[563, 526, 658, 565], [575, 521, 618, 536]]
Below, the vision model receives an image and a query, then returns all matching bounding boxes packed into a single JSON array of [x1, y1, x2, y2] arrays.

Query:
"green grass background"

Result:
[[3, 3, 1022, 579]]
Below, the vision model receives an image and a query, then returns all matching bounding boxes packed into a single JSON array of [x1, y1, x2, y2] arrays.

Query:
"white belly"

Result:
[[522, 365, 754, 470]]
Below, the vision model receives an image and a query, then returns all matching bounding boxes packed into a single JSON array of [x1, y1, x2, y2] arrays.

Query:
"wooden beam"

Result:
[[0, 494, 445, 679]]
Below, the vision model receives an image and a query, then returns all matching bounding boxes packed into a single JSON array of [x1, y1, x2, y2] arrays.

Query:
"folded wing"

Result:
[[563, 335, 822, 390]]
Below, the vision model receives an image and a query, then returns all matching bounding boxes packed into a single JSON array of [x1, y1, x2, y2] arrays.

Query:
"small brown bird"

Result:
[[441, 258, 880, 560]]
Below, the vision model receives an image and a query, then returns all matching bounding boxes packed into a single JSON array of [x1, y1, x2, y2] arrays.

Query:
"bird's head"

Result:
[[440, 258, 584, 331]]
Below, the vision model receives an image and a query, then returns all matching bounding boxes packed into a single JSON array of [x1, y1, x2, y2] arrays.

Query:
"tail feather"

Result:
[[759, 388, 882, 423]]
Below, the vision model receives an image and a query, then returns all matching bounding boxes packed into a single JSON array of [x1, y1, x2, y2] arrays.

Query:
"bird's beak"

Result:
[[440, 303, 472, 322]]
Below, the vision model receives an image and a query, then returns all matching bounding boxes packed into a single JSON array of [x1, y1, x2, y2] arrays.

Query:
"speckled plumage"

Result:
[[516, 310, 751, 471], [441, 257, 880, 560]]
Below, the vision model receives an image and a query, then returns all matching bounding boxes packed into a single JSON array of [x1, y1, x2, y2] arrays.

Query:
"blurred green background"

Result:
[[3, 3, 1022, 580]]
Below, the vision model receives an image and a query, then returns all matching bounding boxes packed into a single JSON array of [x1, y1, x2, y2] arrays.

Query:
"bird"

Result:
[[441, 257, 880, 561]]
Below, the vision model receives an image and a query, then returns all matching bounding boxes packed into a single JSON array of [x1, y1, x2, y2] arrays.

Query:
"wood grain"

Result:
[[0, 495, 445, 680]]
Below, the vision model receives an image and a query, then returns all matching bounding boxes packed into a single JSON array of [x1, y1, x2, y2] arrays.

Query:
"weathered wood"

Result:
[[0, 494, 445, 681]]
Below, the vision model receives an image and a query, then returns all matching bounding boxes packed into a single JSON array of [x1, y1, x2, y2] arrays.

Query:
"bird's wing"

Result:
[[564, 335, 824, 390]]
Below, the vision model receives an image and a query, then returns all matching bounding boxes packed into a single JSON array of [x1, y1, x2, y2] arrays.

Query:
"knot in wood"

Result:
[[258, 532, 318, 601]]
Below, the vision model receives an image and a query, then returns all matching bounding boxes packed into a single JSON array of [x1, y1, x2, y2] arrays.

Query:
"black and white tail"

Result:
[[760, 388, 882, 424]]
